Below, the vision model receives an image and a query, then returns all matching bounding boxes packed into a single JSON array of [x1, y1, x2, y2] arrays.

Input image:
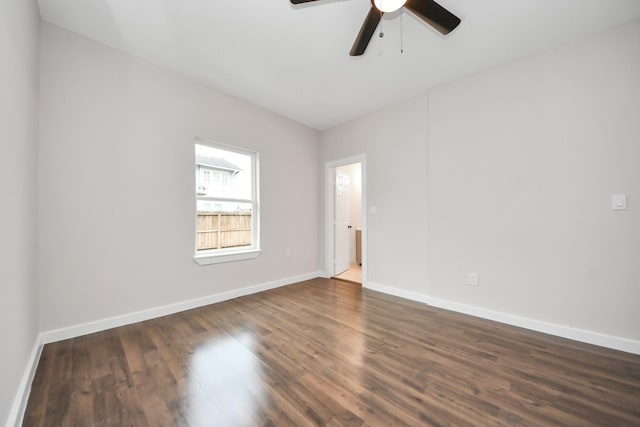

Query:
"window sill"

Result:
[[194, 249, 262, 265]]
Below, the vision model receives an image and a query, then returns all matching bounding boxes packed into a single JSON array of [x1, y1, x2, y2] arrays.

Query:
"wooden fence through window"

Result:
[[197, 212, 251, 250]]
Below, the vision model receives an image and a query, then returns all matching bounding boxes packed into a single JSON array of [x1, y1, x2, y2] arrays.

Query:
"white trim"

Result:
[[196, 196, 253, 203], [365, 281, 431, 305], [5, 333, 43, 427], [41, 271, 323, 344], [365, 281, 640, 355], [194, 248, 261, 265], [325, 155, 368, 285], [11, 277, 638, 427]]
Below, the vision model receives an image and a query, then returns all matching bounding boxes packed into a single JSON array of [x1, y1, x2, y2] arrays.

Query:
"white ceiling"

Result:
[[37, 0, 640, 130]]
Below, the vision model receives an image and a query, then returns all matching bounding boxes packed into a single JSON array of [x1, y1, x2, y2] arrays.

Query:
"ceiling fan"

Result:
[[290, 0, 461, 56]]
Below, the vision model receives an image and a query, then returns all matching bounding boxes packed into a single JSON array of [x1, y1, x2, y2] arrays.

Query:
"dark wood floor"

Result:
[[24, 278, 640, 426]]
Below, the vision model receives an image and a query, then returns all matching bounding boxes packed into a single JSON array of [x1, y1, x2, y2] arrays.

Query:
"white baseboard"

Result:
[[365, 281, 432, 305], [10, 272, 321, 427], [5, 333, 43, 427], [365, 281, 640, 355], [17, 274, 637, 427], [42, 271, 323, 344]]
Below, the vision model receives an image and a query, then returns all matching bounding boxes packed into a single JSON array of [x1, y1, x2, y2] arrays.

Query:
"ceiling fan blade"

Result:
[[404, 0, 460, 35], [350, 7, 383, 56], [290, 0, 321, 3]]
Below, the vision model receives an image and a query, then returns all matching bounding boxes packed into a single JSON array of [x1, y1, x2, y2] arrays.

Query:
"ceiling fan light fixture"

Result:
[[373, 0, 407, 13], [291, 0, 461, 56]]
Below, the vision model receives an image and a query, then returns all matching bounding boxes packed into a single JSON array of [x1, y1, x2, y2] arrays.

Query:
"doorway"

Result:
[[325, 155, 366, 285]]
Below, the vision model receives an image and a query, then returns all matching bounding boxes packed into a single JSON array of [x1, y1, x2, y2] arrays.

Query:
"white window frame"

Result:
[[194, 139, 261, 265]]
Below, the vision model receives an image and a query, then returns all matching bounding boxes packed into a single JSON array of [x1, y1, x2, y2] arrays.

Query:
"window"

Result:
[[194, 140, 260, 265]]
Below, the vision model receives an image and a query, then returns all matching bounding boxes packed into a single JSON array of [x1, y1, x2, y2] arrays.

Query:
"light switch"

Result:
[[468, 273, 479, 286], [369, 206, 377, 215], [611, 194, 627, 211]]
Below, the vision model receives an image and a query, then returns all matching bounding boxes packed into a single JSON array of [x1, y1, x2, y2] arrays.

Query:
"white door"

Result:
[[334, 172, 350, 275]]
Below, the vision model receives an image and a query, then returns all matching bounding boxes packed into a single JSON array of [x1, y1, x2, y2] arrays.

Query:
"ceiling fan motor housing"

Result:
[[290, 0, 461, 56]]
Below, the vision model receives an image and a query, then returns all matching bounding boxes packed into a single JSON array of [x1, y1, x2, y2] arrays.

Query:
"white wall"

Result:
[[336, 163, 362, 264], [428, 21, 640, 341], [321, 20, 640, 346], [0, 0, 40, 424], [322, 95, 430, 291], [38, 23, 321, 331]]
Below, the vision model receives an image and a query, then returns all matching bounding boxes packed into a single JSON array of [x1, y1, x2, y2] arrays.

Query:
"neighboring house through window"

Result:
[[194, 140, 260, 265]]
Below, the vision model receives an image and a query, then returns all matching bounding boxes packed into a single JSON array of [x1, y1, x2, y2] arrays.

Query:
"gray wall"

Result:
[[428, 21, 640, 340], [38, 23, 322, 331], [0, 0, 40, 424], [322, 21, 640, 342], [322, 95, 430, 292]]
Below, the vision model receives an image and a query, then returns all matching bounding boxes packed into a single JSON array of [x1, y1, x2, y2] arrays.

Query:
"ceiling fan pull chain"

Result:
[[293, 0, 460, 57], [400, 12, 404, 53]]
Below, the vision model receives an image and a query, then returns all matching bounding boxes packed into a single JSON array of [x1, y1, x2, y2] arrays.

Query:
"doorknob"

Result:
[[348, 225, 352, 229]]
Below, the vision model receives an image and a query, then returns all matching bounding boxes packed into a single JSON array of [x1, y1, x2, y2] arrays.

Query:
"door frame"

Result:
[[325, 154, 367, 285]]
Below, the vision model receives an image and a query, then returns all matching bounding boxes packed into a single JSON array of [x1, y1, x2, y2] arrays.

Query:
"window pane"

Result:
[[196, 201, 252, 251], [195, 144, 251, 200]]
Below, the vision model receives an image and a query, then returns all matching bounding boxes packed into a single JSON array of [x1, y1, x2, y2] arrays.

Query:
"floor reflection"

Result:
[[328, 280, 366, 370], [188, 333, 264, 426]]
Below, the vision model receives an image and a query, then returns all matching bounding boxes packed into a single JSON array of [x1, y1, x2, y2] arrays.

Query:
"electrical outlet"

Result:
[[468, 273, 479, 286]]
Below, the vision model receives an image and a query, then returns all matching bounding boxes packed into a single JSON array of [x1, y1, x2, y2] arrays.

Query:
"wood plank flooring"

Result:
[[23, 278, 640, 426]]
